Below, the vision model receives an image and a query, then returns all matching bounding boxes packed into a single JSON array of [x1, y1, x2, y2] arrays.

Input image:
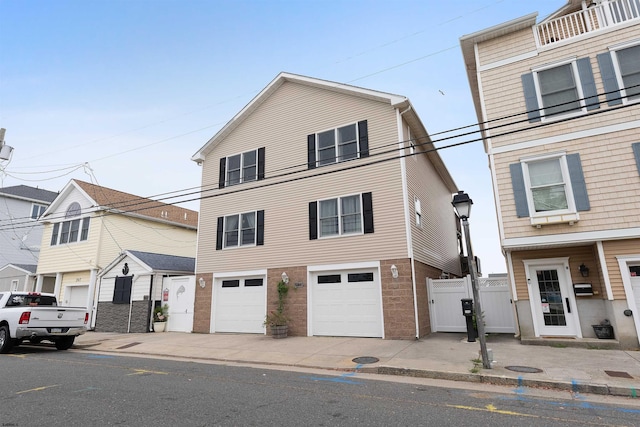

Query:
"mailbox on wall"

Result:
[[573, 283, 593, 296]]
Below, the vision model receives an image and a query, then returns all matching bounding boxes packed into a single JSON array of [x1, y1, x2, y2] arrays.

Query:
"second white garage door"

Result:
[[310, 269, 383, 338], [213, 276, 265, 333]]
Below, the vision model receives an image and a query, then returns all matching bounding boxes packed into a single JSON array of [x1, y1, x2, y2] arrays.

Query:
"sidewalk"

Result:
[[74, 331, 640, 397]]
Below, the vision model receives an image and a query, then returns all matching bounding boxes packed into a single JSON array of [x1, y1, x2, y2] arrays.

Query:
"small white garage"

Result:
[[309, 265, 383, 338], [211, 272, 266, 334]]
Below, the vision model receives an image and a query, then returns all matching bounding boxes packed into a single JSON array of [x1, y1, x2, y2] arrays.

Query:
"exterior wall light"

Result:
[[281, 272, 289, 284], [579, 263, 590, 277], [199, 277, 206, 288], [390, 265, 399, 279]]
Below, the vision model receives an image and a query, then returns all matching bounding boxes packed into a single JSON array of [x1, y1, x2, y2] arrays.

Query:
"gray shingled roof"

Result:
[[0, 185, 59, 203], [128, 250, 195, 273], [12, 264, 38, 273]]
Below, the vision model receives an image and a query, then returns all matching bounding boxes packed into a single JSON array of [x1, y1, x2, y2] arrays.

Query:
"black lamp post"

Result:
[[452, 190, 491, 369]]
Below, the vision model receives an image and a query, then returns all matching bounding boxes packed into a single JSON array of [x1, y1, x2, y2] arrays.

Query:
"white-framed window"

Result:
[[50, 202, 90, 246], [611, 43, 640, 101], [11, 280, 18, 291], [223, 211, 256, 248], [534, 60, 584, 118], [521, 154, 575, 216], [415, 197, 422, 227], [30, 203, 47, 220], [319, 194, 362, 238], [227, 150, 257, 186], [317, 123, 359, 166]]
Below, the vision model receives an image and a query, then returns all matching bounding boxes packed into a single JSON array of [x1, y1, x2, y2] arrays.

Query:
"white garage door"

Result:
[[311, 270, 383, 338], [213, 276, 265, 333]]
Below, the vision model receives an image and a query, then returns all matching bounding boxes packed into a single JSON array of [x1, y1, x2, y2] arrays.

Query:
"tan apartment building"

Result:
[[191, 72, 462, 340], [461, 0, 640, 348]]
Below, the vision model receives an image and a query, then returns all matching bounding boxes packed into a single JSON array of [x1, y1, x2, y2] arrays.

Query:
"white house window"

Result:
[[30, 203, 47, 220], [319, 195, 362, 237], [50, 202, 90, 246], [415, 197, 422, 227], [227, 150, 257, 186], [224, 211, 256, 248], [525, 158, 569, 212], [536, 63, 582, 117], [317, 123, 358, 166], [613, 44, 640, 101]]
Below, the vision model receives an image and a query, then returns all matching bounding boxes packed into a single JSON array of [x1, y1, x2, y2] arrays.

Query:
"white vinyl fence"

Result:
[[427, 276, 516, 334]]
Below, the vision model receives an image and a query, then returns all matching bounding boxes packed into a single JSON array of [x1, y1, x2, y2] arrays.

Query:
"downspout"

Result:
[[147, 275, 154, 332], [397, 107, 420, 339], [127, 274, 136, 333]]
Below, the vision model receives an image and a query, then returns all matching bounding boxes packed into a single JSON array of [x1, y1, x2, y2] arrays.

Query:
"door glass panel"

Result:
[[537, 269, 566, 326], [629, 266, 640, 276]]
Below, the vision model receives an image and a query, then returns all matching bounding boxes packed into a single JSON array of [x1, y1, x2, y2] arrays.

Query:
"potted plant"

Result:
[[153, 304, 169, 332], [264, 278, 289, 338]]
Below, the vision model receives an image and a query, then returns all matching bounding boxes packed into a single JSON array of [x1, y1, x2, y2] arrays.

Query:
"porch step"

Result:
[[520, 336, 621, 350]]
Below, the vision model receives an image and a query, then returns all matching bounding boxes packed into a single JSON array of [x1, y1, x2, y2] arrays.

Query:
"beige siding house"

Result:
[[36, 179, 198, 327], [191, 72, 460, 339], [461, 0, 640, 348]]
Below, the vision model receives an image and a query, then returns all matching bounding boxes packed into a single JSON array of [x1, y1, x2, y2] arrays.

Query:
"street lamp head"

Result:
[[452, 191, 473, 219]]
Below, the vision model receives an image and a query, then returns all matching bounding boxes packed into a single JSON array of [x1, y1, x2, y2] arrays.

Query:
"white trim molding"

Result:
[[503, 227, 640, 250], [616, 255, 640, 346]]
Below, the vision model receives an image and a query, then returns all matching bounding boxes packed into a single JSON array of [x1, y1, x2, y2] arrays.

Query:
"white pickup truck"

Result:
[[0, 292, 88, 353]]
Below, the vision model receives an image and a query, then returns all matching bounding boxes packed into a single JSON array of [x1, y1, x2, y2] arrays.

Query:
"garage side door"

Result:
[[213, 277, 265, 333], [311, 270, 382, 338]]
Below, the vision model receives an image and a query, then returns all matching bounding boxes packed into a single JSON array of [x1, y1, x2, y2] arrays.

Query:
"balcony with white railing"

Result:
[[536, 0, 640, 48]]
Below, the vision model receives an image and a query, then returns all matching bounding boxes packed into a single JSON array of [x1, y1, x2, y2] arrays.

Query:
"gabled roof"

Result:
[[0, 185, 58, 204], [43, 179, 198, 229], [191, 72, 458, 193], [0, 263, 37, 274], [191, 72, 410, 162], [128, 250, 195, 273]]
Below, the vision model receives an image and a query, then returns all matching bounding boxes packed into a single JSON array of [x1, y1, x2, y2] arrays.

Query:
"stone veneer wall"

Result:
[[266, 266, 307, 337], [192, 273, 213, 333], [95, 301, 151, 333]]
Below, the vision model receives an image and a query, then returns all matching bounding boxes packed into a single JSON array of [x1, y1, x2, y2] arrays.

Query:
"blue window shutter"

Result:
[[521, 73, 541, 122], [567, 153, 590, 212], [577, 57, 599, 111], [256, 210, 264, 246], [218, 158, 226, 189], [597, 53, 622, 106], [358, 120, 369, 158], [216, 216, 224, 250], [307, 134, 316, 169], [362, 192, 374, 233], [510, 163, 530, 218], [257, 148, 265, 180], [308, 201, 318, 240], [632, 143, 640, 175]]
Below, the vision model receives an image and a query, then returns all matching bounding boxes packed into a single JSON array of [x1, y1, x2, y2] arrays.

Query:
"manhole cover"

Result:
[[352, 356, 379, 364], [605, 370, 634, 379], [505, 365, 543, 373]]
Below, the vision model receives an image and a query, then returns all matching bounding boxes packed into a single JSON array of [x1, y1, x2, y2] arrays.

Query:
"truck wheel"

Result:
[[55, 336, 75, 350], [0, 325, 13, 354]]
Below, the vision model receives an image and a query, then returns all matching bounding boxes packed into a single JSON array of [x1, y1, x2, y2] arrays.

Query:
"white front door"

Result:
[[166, 276, 195, 333], [525, 259, 580, 337]]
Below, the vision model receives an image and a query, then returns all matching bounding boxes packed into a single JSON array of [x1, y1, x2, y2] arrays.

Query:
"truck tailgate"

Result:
[[26, 307, 87, 328]]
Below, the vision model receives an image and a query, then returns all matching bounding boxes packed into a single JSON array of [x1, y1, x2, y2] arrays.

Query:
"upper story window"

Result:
[[415, 197, 422, 227], [309, 192, 374, 239], [522, 57, 599, 123], [50, 202, 90, 246], [215, 210, 264, 250], [307, 120, 369, 169], [510, 153, 590, 226], [218, 148, 265, 189], [612, 44, 640, 101], [30, 203, 47, 220]]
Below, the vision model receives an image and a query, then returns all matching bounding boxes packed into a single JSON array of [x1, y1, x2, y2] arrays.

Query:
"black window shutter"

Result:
[[113, 276, 132, 304], [510, 163, 530, 218], [358, 120, 369, 158], [256, 210, 264, 246], [216, 216, 224, 250], [597, 52, 622, 106], [362, 192, 374, 234], [577, 57, 599, 111], [521, 73, 541, 122], [567, 153, 590, 212], [218, 157, 226, 189], [633, 143, 640, 175], [257, 147, 265, 180], [307, 134, 316, 169], [309, 201, 318, 240]]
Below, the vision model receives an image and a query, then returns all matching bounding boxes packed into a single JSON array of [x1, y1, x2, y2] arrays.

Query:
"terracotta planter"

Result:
[[270, 325, 288, 339], [154, 322, 167, 332]]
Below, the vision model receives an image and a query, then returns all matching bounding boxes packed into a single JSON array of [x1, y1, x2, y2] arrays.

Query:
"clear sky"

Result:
[[0, 0, 562, 275]]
